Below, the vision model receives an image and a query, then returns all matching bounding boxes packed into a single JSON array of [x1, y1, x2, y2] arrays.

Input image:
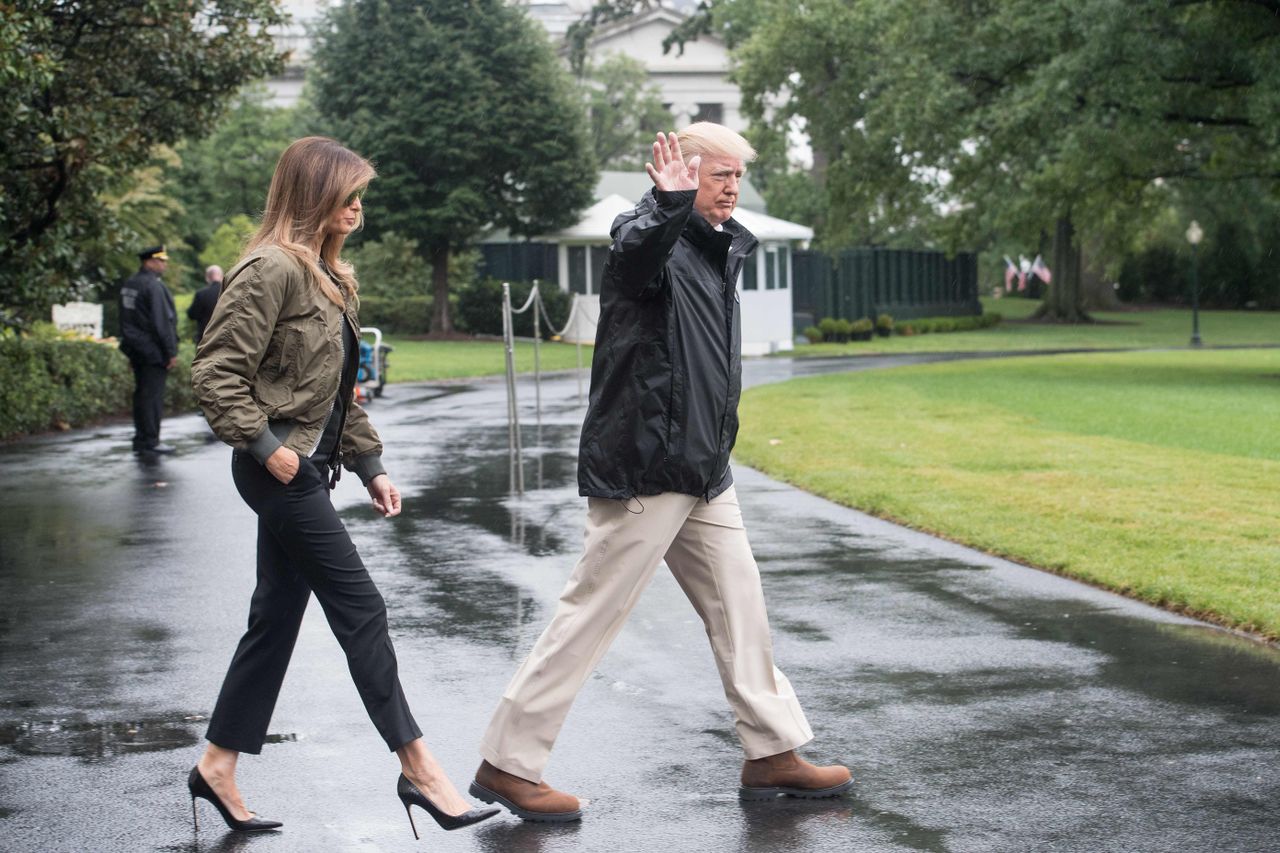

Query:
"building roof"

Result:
[[596, 170, 766, 212], [537, 193, 813, 243]]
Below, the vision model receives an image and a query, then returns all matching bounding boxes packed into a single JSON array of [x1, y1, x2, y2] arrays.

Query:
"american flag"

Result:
[[1031, 254, 1052, 284]]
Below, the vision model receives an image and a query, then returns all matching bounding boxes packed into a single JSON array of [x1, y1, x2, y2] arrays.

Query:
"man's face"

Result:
[[145, 258, 168, 275], [694, 155, 745, 227]]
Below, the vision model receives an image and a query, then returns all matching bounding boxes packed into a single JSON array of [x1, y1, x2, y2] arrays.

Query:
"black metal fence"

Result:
[[479, 242, 558, 284], [793, 247, 981, 333]]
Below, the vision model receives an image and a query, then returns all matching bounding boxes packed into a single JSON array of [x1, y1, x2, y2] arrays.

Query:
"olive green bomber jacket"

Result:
[[191, 246, 387, 485]]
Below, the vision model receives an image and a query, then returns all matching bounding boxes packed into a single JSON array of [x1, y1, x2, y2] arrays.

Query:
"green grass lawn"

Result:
[[735, 349, 1280, 640], [794, 298, 1279, 356], [385, 337, 591, 382]]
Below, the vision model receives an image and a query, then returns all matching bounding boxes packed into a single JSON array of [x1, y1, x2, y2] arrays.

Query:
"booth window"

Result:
[[568, 246, 588, 294], [741, 253, 758, 290], [590, 245, 610, 294]]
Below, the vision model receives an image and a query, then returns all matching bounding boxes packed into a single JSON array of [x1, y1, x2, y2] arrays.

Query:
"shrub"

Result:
[[851, 317, 873, 333], [817, 317, 839, 341], [455, 278, 571, 339], [0, 327, 199, 440], [875, 313, 894, 336], [199, 215, 256, 272], [345, 232, 433, 300], [357, 295, 433, 335], [802, 325, 823, 344], [897, 323, 916, 336], [832, 318, 852, 342]]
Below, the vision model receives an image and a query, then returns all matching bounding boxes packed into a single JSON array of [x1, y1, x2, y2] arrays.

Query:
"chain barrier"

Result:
[[501, 280, 597, 496]]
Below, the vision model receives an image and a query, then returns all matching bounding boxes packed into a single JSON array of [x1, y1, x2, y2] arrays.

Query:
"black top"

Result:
[[311, 290, 359, 466], [577, 188, 758, 502], [187, 281, 222, 344]]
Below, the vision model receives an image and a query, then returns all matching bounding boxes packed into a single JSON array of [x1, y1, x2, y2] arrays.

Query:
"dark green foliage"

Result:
[[0, 334, 196, 439], [0, 1, 285, 324], [1118, 247, 1187, 305], [167, 87, 302, 258], [0, 334, 128, 437], [456, 280, 572, 340], [346, 233, 434, 300], [802, 325, 823, 344], [310, 0, 596, 334], [356, 296, 434, 336], [875, 314, 894, 336]]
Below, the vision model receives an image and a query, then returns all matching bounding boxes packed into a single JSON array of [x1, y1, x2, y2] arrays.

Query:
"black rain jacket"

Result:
[[119, 269, 178, 366], [578, 188, 758, 501]]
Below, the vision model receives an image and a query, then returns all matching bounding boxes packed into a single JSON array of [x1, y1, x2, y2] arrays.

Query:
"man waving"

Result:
[[471, 124, 853, 822]]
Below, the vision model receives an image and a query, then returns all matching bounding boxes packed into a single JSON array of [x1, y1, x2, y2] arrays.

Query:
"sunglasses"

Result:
[[343, 187, 366, 207]]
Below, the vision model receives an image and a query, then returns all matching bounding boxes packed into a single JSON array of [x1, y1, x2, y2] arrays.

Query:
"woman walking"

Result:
[[188, 137, 497, 836]]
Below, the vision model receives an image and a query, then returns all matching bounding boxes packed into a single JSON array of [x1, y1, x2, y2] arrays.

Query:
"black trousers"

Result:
[[205, 451, 422, 753], [130, 361, 167, 448]]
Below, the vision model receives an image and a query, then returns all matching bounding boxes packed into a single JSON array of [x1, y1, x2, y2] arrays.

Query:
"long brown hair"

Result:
[[243, 136, 375, 307]]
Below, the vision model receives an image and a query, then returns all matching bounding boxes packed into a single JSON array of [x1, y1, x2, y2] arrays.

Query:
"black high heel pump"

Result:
[[397, 773, 500, 836], [187, 766, 283, 832]]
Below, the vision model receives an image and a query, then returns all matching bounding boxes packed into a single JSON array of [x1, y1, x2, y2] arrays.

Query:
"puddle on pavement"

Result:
[[0, 714, 198, 759]]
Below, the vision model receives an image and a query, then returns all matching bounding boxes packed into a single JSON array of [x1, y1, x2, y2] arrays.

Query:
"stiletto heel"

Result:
[[187, 766, 283, 832], [396, 773, 500, 833], [403, 801, 419, 839]]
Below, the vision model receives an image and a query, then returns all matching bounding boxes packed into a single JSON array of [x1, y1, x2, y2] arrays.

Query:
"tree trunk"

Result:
[[428, 243, 453, 336], [1035, 214, 1091, 322]]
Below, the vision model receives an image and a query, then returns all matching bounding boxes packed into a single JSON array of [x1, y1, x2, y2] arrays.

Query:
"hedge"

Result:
[[455, 278, 572, 339], [356, 295, 433, 335], [0, 331, 199, 440]]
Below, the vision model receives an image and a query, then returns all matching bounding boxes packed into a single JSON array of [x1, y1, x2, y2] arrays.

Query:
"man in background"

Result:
[[187, 264, 223, 344], [119, 245, 178, 454]]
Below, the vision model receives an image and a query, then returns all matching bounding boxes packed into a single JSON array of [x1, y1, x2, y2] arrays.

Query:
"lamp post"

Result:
[[1185, 220, 1203, 347]]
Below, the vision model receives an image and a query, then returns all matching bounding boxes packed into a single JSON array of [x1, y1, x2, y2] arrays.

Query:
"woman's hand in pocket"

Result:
[[266, 446, 301, 484]]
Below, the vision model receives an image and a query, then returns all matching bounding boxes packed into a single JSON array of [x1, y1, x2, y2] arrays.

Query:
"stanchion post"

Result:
[[532, 280, 542, 426], [501, 282, 524, 495]]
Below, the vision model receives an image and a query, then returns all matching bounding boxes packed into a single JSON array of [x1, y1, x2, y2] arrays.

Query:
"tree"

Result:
[[580, 53, 673, 170], [167, 86, 303, 257], [574, 0, 1280, 320], [310, 0, 597, 335], [0, 1, 285, 325], [198, 215, 257, 273]]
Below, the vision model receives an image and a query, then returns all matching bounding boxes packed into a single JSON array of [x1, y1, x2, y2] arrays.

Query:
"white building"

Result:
[[271, 2, 742, 132], [486, 172, 808, 355], [561, 4, 746, 132]]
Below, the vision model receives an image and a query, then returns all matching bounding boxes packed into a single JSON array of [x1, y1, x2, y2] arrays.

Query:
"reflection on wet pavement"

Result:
[[0, 359, 1277, 852]]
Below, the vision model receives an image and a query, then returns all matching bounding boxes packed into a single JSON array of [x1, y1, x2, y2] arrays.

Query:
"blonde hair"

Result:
[[676, 122, 757, 163], [243, 136, 375, 307]]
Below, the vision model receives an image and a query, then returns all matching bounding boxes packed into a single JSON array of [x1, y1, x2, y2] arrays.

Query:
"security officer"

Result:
[[119, 245, 178, 454]]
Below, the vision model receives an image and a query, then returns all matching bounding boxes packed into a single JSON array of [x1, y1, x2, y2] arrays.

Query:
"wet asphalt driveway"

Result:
[[1, 354, 1278, 853]]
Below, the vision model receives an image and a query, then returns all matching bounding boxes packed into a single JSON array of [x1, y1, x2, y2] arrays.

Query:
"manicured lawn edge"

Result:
[[735, 350, 1280, 645]]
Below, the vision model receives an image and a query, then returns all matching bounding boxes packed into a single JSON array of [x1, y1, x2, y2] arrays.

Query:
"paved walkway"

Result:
[[1, 355, 1277, 852]]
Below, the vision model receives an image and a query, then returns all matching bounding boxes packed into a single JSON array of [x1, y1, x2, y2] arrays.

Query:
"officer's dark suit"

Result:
[[119, 267, 178, 450]]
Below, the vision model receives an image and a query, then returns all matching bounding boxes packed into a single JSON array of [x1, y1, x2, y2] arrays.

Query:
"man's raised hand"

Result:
[[645, 132, 701, 192]]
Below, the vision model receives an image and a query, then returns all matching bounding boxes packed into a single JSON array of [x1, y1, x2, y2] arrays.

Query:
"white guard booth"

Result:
[[539, 194, 811, 355]]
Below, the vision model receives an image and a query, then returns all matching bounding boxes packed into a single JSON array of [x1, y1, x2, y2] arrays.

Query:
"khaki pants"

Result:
[[480, 486, 814, 783]]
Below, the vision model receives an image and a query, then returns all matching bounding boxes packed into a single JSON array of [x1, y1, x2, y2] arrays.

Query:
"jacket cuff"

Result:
[[654, 188, 696, 208], [246, 426, 283, 465], [350, 452, 387, 487]]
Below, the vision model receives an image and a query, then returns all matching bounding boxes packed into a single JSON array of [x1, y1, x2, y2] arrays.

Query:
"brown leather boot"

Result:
[[739, 749, 854, 800], [469, 760, 583, 822]]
